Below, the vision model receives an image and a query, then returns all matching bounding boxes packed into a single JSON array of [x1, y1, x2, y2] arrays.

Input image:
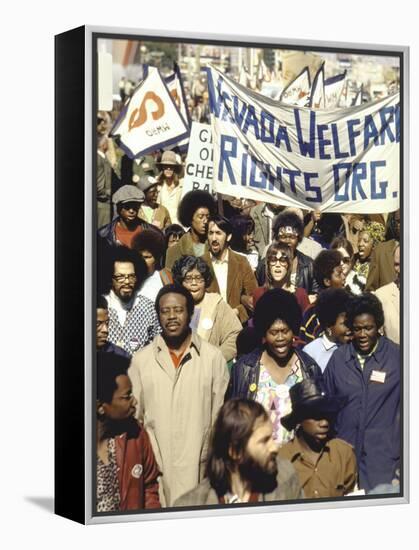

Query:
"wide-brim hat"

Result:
[[112, 184, 145, 205], [280, 378, 346, 432], [136, 175, 158, 193], [157, 150, 182, 167]]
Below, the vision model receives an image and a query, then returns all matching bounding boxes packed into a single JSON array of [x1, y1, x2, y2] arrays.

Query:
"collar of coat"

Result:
[[346, 335, 388, 363], [154, 331, 202, 356]]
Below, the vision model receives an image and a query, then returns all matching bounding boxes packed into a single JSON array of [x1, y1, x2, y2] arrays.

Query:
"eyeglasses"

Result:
[[113, 274, 137, 283], [268, 255, 289, 266], [121, 202, 140, 211], [184, 275, 205, 283]]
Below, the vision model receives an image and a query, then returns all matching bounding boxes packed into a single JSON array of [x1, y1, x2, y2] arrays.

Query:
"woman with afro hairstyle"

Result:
[[298, 249, 346, 346], [227, 288, 322, 446], [303, 288, 352, 371], [165, 190, 216, 270], [132, 229, 173, 302]]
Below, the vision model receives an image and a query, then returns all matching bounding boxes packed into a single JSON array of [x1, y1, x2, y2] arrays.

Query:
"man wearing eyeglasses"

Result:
[[104, 246, 161, 356]]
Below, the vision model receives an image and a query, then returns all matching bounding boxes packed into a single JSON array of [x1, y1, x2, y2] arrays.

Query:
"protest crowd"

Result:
[[95, 50, 401, 512]]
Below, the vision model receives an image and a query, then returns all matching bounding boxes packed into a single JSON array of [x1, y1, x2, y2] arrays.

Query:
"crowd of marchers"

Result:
[[95, 109, 401, 513]]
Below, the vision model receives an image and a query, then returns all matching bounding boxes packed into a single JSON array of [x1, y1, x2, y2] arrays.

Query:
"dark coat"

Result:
[[98, 217, 157, 247], [226, 347, 322, 401], [323, 336, 400, 492]]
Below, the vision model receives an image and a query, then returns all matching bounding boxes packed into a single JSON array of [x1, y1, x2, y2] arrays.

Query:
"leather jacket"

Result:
[[226, 347, 322, 401], [256, 250, 319, 295]]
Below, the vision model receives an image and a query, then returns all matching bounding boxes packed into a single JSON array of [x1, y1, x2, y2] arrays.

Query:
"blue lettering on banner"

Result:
[[333, 163, 351, 201], [395, 103, 400, 143], [276, 166, 285, 193], [206, 71, 221, 118], [379, 106, 396, 144], [347, 119, 361, 156], [260, 110, 275, 144], [363, 115, 380, 150], [282, 168, 300, 194], [304, 172, 322, 202], [265, 164, 276, 191], [351, 163, 368, 200], [220, 90, 233, 122], [331, 123, 349, 159], [249, 158, 267, 189], [219, 135, 237, 184], [241, 150, 248, 186], [242, 105, 260, 139], [317, 124, 332, 160], [333, 161, 389, 202], [275, 125, 292, 151], [294, 109, 316, 158], [233, 96, 247, 128], [370, 160, 388, 199]]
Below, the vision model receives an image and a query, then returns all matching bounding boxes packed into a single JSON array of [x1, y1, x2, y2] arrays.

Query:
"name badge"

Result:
[[370, 370, 386, 383]]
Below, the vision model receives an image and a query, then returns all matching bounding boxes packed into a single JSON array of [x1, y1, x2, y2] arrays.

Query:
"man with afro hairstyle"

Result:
[[165, 190, 215, 270]]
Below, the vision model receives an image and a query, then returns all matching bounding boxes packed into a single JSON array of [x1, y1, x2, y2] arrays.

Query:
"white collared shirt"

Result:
[[211, 249, 229, 302]]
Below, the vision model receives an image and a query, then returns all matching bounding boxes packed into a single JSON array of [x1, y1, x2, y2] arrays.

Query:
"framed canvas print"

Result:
[[55, 25, 409, 524]]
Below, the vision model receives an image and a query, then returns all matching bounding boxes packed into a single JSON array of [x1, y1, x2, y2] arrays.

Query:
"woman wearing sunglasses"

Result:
[[253, 242, 309, 313]]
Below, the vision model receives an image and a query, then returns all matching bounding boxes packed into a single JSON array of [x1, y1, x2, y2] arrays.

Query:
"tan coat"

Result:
[[195, 292, 242, 362], [374, 281, 400, 344], [365, 239, 397, 291], [128, 332, 229, 506], [203, 249, 258, 323]]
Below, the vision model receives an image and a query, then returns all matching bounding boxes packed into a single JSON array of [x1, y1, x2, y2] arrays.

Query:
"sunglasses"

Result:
[[268, 255, 289, 266]]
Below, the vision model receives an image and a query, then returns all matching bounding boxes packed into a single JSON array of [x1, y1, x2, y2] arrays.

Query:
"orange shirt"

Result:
[[168, 335, 192, 369], [115, 222, 142, 248]]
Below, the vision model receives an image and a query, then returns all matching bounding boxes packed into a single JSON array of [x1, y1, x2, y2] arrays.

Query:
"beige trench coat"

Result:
[[128, 332, 229, 506]]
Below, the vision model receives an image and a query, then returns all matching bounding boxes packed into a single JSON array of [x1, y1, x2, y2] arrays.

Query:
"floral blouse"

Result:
[[255, 357, 303, 446]]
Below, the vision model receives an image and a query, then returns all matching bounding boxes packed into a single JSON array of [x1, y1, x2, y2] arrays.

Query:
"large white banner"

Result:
[[206, 65, 400, 214], [110, 67, 189, 159]]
